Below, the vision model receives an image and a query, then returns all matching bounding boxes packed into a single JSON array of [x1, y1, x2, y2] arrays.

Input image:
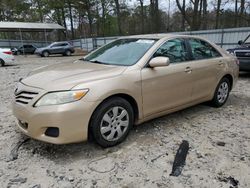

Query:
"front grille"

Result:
[[15, 91, 39, 104], [235, 51, 250, 57]]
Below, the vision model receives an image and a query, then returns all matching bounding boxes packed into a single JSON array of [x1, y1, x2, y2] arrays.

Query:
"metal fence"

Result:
[[1, 27, 250, 51], [72, 27, 250, 52]]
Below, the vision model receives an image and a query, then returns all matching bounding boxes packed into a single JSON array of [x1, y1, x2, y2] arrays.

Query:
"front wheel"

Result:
[[211, 77, 230, 107], [90, 97, 134, 147], [42, 51, 49, 57]]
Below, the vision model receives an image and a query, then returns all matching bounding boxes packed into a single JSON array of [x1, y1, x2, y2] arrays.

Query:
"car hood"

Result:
[[35, 47, 47, 52], [21, 60, 127, 91], [227, 44, 250, 51]]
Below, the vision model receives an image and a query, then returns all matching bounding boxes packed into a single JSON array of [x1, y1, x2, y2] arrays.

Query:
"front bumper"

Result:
[[238, 58, 250, 71], [12, 84, 98, 144]]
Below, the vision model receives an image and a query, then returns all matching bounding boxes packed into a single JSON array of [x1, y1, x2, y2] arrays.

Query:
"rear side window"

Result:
[[188, 38, 221, 60], [153, 38, 189, 63], [51, 43, 68, 47], [60, 43, 68, 46]]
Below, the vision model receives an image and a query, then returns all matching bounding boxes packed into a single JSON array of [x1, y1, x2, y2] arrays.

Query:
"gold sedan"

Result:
[[12, 34, 239, 147]]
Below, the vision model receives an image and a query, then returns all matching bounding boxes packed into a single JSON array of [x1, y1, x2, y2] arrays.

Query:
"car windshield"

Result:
[[84, 38, 157, 66]]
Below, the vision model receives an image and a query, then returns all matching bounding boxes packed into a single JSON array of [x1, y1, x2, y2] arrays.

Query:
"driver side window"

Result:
[[153, 39, 189, 63]]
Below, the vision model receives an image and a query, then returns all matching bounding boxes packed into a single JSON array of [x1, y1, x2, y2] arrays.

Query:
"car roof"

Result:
[[52, 41, 69, 44], [119, 34, 206, 40]]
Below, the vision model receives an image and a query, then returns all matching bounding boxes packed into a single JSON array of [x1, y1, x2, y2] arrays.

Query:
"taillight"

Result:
[[235, 59, 240, 66], [3, 51, 12, 55]]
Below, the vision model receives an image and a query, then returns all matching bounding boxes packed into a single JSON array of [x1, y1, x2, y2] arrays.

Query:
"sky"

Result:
[[126, 0, 237, 14]]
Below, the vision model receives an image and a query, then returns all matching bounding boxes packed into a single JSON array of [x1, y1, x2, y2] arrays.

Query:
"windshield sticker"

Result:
[[136, 39, 155, 44]]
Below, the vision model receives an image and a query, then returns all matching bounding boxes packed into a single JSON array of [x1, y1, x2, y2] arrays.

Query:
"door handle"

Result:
[[218, 60, 224, 66], [185, 67, 192, 73]]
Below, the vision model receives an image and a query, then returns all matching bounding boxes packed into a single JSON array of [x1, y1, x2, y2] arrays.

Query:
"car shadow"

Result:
[[239, 71, 250, 78], [2, 64, 19, 67]]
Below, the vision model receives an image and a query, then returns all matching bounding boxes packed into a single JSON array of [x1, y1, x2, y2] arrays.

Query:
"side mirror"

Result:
[[238, 40, 243, 45], [149, 57, 170, 68]]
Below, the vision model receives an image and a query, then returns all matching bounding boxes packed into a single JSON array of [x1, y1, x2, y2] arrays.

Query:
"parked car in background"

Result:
[[0, 48, 15, 66], [11, 44, 37, 55], [13, 35, 239, 147], [35, 42, 75, 57], [227, 34, 250, 71]]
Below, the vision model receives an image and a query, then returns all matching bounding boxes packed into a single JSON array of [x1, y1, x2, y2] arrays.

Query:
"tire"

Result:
[[17, 51, 21, 55], [90, 97, 134, 147], [0, 59, 5, 67], [211, 77, 230, 107], [42, 51, 49, 57], [65, 50, 71, 56]]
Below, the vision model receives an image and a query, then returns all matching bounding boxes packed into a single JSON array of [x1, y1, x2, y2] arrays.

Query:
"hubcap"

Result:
[[100, 106, 129, 142], [217, 82, 229, 103]]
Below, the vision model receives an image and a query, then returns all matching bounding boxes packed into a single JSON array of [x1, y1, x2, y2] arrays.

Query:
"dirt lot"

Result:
[[0, 55, 249, 188]]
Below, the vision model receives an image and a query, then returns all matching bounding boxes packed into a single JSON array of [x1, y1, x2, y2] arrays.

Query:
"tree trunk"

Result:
[[139, 0, 144, 33], [67, 0, 75, 39], [202, 0, 207, 29], [61, 7, 67, 39], [234, 0, 238, 27], [114, 0, 122, 35], [239, 0, 245, 26], [101, 0, 106, 36], [176, 0, 191, 29], [215, 0, 221, 29]]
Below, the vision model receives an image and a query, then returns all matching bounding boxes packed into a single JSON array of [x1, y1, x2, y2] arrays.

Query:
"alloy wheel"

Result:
[[217, 81, 229, 104], [100, 106, 129, 142]]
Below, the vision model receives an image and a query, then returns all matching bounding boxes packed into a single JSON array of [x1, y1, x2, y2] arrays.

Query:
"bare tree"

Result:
[[176, 0, 202, 30], [234, 0, 238, 27], [239, 0, 245, 26], [114, 0, 122, 35], [215, 0, 222, 29], [138, 0, 145, 33]]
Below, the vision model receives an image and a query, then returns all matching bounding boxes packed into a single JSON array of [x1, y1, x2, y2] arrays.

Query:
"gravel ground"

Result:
[[0, 55, 249, 188]]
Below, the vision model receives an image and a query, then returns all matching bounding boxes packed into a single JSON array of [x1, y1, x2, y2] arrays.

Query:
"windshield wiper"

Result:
[[80, 58, 111, 65], [89, 60, 109, 65]]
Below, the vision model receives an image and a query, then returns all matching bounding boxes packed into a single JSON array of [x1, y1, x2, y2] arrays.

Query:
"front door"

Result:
[[141, 38, 194, 117]]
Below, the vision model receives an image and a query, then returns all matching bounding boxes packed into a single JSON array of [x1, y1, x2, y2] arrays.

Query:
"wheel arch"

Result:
[[222, 74, 233, 91], [42, 50, 50, 55], [88, 93, 140, 139]]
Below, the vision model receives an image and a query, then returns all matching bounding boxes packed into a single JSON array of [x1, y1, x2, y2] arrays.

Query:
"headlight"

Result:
[[34, 89, 88, 107], [227, 51, 235, 55]]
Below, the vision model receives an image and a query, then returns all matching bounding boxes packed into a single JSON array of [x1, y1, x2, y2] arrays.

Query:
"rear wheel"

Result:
[[65, 50, 71, 56], [42, 51, 49, 57], [90, 97, 134, 147], [0, 59, 5, 67], [211, 77, 230, 107]]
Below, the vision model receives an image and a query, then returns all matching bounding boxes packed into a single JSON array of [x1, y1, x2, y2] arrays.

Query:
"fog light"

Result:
[[45, 127, 59, 137], [18, 120, 28, 129]]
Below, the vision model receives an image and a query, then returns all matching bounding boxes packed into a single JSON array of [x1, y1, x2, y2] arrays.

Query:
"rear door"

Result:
[[186, 38, 225, 101], [49, 44, 62, 54], [25, 45, 33, 53], [58, 43, 68, 53], [141, 38, 194, 117]]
